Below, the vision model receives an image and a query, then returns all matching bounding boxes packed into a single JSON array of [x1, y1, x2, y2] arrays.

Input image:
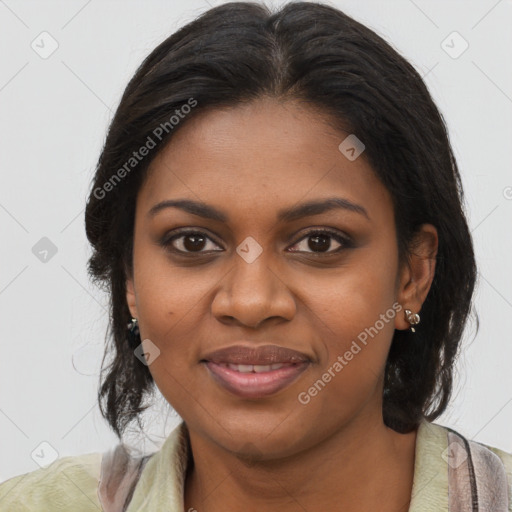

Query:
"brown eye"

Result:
[[162, 230, 223, 254], [288, 229, 352, 254]]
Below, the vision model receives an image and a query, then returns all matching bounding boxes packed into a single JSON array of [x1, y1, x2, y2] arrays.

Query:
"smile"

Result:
[[204, 360, 310, 399]]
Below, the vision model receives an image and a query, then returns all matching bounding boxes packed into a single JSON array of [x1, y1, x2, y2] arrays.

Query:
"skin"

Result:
[[126, 97, 438, 512]]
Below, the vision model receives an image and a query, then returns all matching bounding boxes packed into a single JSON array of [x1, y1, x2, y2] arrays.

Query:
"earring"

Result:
[[127, 317, 140, 346], [404, 309, 420, 332]]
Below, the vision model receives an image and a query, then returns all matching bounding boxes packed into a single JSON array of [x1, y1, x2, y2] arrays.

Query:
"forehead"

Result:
[[137, 98, 391, 224]]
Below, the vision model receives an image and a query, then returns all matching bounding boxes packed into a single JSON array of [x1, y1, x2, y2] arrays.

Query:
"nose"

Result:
[[210, 251, 296, 329]]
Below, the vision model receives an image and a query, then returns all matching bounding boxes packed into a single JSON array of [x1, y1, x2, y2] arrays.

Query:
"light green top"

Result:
[[1, 420, 511, 511]]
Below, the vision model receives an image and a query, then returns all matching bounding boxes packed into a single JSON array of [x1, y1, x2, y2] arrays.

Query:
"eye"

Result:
[[160, 228, 353, 256], [162, 229, 223, 254], [288, 229, 352, 254]]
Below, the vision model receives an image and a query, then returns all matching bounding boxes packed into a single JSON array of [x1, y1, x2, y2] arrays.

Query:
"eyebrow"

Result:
[[147, 197, 369, 222]]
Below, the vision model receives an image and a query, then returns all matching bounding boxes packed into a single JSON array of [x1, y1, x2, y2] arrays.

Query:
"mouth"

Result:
[[201, 344, 311, 399]]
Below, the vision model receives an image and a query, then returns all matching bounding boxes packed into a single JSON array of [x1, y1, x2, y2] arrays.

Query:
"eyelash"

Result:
[[160, 228, 353, 256]]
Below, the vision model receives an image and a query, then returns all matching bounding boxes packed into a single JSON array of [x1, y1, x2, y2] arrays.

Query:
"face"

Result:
[[126, 97, 433, 459]]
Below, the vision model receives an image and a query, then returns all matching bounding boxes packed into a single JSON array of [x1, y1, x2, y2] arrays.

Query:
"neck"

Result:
[[184, 410, 417, 512]]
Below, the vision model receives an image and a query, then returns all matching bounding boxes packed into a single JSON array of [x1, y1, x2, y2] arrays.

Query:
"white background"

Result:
[[1, 0, 511, 482]]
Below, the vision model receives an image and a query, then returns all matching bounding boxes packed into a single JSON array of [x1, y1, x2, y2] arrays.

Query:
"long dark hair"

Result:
[[85, 1, 477, 439]]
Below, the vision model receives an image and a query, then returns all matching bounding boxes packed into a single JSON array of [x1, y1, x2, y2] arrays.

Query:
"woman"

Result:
[[1, 2, 510, 511]]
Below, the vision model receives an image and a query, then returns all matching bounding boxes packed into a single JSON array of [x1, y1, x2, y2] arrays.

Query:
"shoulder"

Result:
[[0, 452, 102, 512], [428, 421, 512, 511], [466, 438, 512, 511], [485, 444, 512, 472], [423, 420, 512, 468], [482, 442, 512, 493], [443, 423, 512, 477]]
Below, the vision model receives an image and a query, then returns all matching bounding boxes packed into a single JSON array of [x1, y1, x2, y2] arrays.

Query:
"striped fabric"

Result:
[[445, 428, 510, 511]]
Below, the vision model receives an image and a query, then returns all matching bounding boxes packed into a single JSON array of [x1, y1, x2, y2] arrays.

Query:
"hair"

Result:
[[85, 1, 477, 439]]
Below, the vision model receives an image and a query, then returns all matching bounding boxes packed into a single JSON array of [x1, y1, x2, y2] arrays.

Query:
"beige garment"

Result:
[[1, 419, 511, 511]]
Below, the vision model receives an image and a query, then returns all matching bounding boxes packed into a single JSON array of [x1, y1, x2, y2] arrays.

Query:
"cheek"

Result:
[[298, 241, 398, 339], [133, 238, 208, 331], [132, 251, 222, 390], [295, 244, 399, 397]]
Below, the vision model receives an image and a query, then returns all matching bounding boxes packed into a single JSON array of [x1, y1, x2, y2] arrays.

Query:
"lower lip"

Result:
[[204, 361, 309, 399]]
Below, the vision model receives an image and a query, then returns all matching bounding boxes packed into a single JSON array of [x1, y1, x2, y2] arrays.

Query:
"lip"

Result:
[[201, 344, 311, 399], [202, 344, 311, 365]]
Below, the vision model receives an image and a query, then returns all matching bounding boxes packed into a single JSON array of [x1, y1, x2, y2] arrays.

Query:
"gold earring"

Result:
[[404, 309, 420, 332]]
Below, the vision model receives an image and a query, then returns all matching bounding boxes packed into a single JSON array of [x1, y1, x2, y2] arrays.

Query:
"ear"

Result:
[[126, 275, 139, 320], [395, 223, 438, 331]]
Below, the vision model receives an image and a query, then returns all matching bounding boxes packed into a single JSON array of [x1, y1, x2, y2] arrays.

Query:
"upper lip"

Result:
[[202, 344, 311, 365]]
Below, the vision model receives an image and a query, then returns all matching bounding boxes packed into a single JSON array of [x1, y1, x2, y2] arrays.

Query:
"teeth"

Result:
[[237, 364, 254, 373], [253, 365, 271, 373], [225, 363, 286, 372]]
